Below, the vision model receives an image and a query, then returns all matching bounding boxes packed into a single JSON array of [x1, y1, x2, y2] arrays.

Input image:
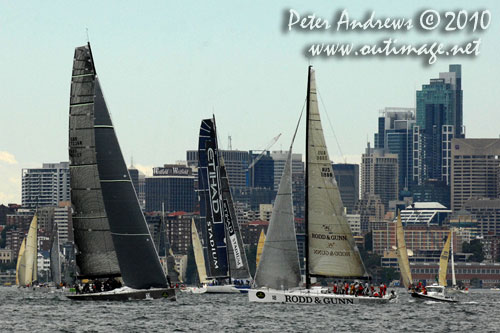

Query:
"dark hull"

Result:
[[67, 288, 176, 301], [411, 292, 457, 303]]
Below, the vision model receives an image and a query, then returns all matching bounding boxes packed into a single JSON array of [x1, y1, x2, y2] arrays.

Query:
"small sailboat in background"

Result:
[[255, 230, 266, 268], [411, 231, 457, 303], [447, 229, 469, 294], [16, 214, 38, 287], [249, 66, 395, 305]]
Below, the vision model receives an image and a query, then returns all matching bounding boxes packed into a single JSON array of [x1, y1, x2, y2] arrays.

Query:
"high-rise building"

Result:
[[187, 150, 249, 188], [248, 151, 274, 189], [332, 163, 359, 214], [145, 164, 195, 213], [451, 138, 500, 211], [361, 145, 398, 210], [22, 162, 70, 209], [374, 107, 416, 194], [463, 198, 500, 237], [414, 64, 464, 186]]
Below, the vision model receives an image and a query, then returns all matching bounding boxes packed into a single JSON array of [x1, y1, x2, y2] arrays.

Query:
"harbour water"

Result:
[[1, 287, 499, 332]]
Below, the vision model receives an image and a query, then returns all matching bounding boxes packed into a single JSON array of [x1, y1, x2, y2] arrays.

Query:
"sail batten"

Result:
[[306, 67, 368, 279], [254, 149, 301, 290]]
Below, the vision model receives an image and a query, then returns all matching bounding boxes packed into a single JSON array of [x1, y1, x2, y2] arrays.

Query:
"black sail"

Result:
[[70, 44, 167, 289], [69, 45, 121, 278]]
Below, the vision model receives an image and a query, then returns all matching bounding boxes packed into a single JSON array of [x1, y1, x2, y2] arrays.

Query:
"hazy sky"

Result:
[[1, 1, 499, 204]]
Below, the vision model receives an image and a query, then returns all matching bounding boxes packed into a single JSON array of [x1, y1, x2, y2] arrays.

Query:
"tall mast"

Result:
[[305, 65, 311, 289]]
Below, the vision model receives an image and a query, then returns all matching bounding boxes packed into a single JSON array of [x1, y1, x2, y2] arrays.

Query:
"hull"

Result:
[[67, 287, 176, 301], [411, 292, 457, 303], [181, 286, 207, 294], [249, 288, 396, 305], [448, 288, 469, 294], [205, 284, 243, 294]]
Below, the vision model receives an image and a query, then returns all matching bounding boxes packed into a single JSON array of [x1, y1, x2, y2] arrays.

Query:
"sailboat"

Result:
[[249, 66, 395, 305], [67, 43, 175, 301], [16, 214, 38, 287], [181, 219, 208, 294], [411, 230, 457, 302], [255, 229, 266, 268], [395, 213, 413, 290], [197, 117, 252, 293], [447, 229, 469, 294]]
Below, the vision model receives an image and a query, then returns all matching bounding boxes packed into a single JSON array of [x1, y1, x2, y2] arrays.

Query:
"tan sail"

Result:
[[24, 214, 38, 285], [256, 229, 266, 267], [16, 238, 26, 286], [191, 219, 207, 283], [396, 213, 412, 288], [307, 67, 367, 278], [438, 231, 452, 287]]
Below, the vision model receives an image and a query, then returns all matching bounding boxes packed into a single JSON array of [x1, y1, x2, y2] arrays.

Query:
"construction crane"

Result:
[[247, 133, 282, 170]]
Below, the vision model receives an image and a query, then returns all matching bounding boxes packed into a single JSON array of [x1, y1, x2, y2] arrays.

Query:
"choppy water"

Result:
[[1, 287, 499, 332]]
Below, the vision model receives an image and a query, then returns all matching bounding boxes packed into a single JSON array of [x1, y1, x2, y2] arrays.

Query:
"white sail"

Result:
[[16, 238, 26, 286], [307, 67, 367, 278], [451, 229, 456, 287], [254, 149, 301, 290], [396, 213, 412, 288], [438, 231, 452, 287], [191, 219, 208, 283], [19, 214, 38, 286]]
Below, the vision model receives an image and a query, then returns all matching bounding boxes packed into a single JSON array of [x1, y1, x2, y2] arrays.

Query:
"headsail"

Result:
[[451, 229, 456, 287], [438, 231, 452, 287], [306, 66, 368, 279], [256, 229, 266, 268], [220, 155, 252, 280], [70, 44, 167, 289], [197, 118, 229, 278], [16, 238, 26, 286], [254, 149, 301, 290], [396, 213, 412, 288], [191, 219, 208, 283]]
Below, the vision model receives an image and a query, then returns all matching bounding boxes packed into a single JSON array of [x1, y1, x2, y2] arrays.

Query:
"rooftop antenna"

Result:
[[228, 135, 232, 150], [131, 155, 134, 168]]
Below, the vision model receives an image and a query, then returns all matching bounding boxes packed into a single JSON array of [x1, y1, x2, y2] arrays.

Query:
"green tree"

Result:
[[364, 232, 373, 251], [462, 239, 485, 262]]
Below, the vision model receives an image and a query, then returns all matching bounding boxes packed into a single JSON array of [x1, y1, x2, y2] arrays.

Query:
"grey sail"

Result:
[[50, 226, 62, 285], [69, 45, 121, 278], [254, 149, 301, 289], [70, 44, 167, 289], [220, 158, 252, 280]]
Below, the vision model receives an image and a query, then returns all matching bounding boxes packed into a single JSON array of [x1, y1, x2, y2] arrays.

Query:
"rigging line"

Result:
[[290, 97, 306, 150], [317, 90, 346, 164]]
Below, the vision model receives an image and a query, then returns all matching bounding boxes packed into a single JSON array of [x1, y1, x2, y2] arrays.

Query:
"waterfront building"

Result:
[[22, 162, 70, 209]]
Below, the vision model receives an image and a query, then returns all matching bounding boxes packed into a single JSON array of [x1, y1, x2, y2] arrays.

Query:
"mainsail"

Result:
[[50, 225, 62, 286], [306, 66, 368, 280], [438, 231, 452, 287], [254, 149, 301, 290], [256, 229, 265, 268], [396, 213, 412, 289], [17, 215, 38, 286], [220, 156, 252, 280], [69, 44, 121, 278], [191, 219, 208, 283], [70, 44, 167, 289], [197, 118, 229, 278]]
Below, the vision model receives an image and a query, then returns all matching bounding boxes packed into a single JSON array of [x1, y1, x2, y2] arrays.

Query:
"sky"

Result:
[[1, 0, 500, 204]]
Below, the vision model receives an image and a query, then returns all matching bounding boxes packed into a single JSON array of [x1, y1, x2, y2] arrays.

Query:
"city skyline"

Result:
[[2, 1, 500, 204]]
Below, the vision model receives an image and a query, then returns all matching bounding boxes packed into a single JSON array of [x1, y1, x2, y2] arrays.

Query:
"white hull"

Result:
[[249, 288, 396, 305], [205, 284, 241, 294], [411, 292, 457, 303], [448, 288, 469, 294], [181, 286, 207, 294]]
